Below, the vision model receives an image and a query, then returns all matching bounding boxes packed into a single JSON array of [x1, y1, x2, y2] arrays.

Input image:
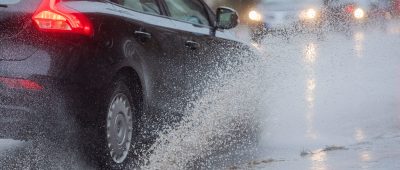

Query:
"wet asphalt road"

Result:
[[228, 21, 400, 169], [1, 21, 400, 169]]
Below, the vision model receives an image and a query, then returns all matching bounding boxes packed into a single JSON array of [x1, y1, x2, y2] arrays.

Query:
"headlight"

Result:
[[249, 10, 262, 21], [306, 9, 317, 19], [354, 8, 365, 19], [300, 8, 317, 19]]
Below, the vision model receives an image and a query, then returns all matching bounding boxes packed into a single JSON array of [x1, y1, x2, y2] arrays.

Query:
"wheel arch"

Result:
[[114, 67, 144, 114]]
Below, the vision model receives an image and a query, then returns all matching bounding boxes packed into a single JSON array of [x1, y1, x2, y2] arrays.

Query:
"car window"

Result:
[[164, 0, 210, 26], [114, 0, 160, 15]]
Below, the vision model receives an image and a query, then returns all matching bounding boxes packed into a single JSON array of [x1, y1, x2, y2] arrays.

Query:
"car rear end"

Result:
[[0, 0, 99, 139], [324, 0, 368, 28]]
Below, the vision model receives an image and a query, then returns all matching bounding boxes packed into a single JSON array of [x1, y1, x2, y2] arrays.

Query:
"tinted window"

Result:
[[164, 0, 210, 26], [115, 0, 160, 15]]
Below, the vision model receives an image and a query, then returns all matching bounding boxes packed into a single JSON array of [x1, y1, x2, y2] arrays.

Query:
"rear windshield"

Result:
[[0, 0, 21, 5]]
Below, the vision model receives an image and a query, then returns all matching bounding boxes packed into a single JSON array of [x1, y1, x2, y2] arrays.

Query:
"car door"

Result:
[[107, 0, 188, 128], [161, 0, 217, 99], [161, 0, 245, 99]]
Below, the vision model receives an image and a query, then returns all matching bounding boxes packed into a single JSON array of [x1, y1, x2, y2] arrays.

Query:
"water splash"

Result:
[[140, 46, 268, 169]]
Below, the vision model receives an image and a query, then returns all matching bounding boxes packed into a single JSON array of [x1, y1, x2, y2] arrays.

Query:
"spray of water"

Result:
[[139, 45, 269, 169]]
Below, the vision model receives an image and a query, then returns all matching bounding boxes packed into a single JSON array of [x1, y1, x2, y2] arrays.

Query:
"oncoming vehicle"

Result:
[[0, 0, 244, 169], [247, 0, 324, 42]]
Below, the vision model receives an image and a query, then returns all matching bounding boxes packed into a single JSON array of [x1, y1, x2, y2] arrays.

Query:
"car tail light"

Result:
[[0, 77, 43, 91], [345, 5, 355, 13], [32, 0, 93, 36]]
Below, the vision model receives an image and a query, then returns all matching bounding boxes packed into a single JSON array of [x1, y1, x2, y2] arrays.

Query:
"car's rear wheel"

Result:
[[94, 77, 140, 169], [106, 92, 133, 164]]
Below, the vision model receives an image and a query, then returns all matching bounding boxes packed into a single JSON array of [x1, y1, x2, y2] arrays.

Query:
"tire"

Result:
[[89, 76, 140, 169]]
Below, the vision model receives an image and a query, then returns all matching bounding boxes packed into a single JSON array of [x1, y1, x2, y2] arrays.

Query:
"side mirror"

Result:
[[216, 7, 239, 30]]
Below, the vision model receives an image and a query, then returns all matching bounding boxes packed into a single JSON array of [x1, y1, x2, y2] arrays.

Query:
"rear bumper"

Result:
[[0, 77, 89, 139], [0, 105, 38, 139], [0, 105, 35, 123], [0, 28, 108, 139]]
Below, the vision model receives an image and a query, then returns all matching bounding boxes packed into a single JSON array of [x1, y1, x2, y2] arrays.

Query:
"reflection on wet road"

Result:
[[249, 22, 400, 170], [304, 41, 318, 141]]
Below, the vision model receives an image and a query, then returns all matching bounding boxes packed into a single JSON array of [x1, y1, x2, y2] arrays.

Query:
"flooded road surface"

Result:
[[1, 21, 400, 169], [228, 22, 400, 169]]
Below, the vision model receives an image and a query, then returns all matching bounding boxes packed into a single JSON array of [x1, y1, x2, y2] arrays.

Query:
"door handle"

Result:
[[134, 31, 152, 42], [185, 40, 200, 50]]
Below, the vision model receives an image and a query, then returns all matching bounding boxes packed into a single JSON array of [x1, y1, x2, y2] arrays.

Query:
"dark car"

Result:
[[247, 0, 324, 42], [323, 0, 371, 31], [0, 0, 245, 168]]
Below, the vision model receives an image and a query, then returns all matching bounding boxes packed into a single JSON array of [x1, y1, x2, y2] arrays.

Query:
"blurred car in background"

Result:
[[323, 0, 391, 31], [246, 0, 324, 42], [393, 0, 400, 16], [324, 0, 368, 30]]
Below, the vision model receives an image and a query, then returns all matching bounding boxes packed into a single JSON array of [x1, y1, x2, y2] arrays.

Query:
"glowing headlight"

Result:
[[249, 10, 262, 21], [354, 8, 365, 19], [306, 9, 317, 19], [300, 8, 317, 19]]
